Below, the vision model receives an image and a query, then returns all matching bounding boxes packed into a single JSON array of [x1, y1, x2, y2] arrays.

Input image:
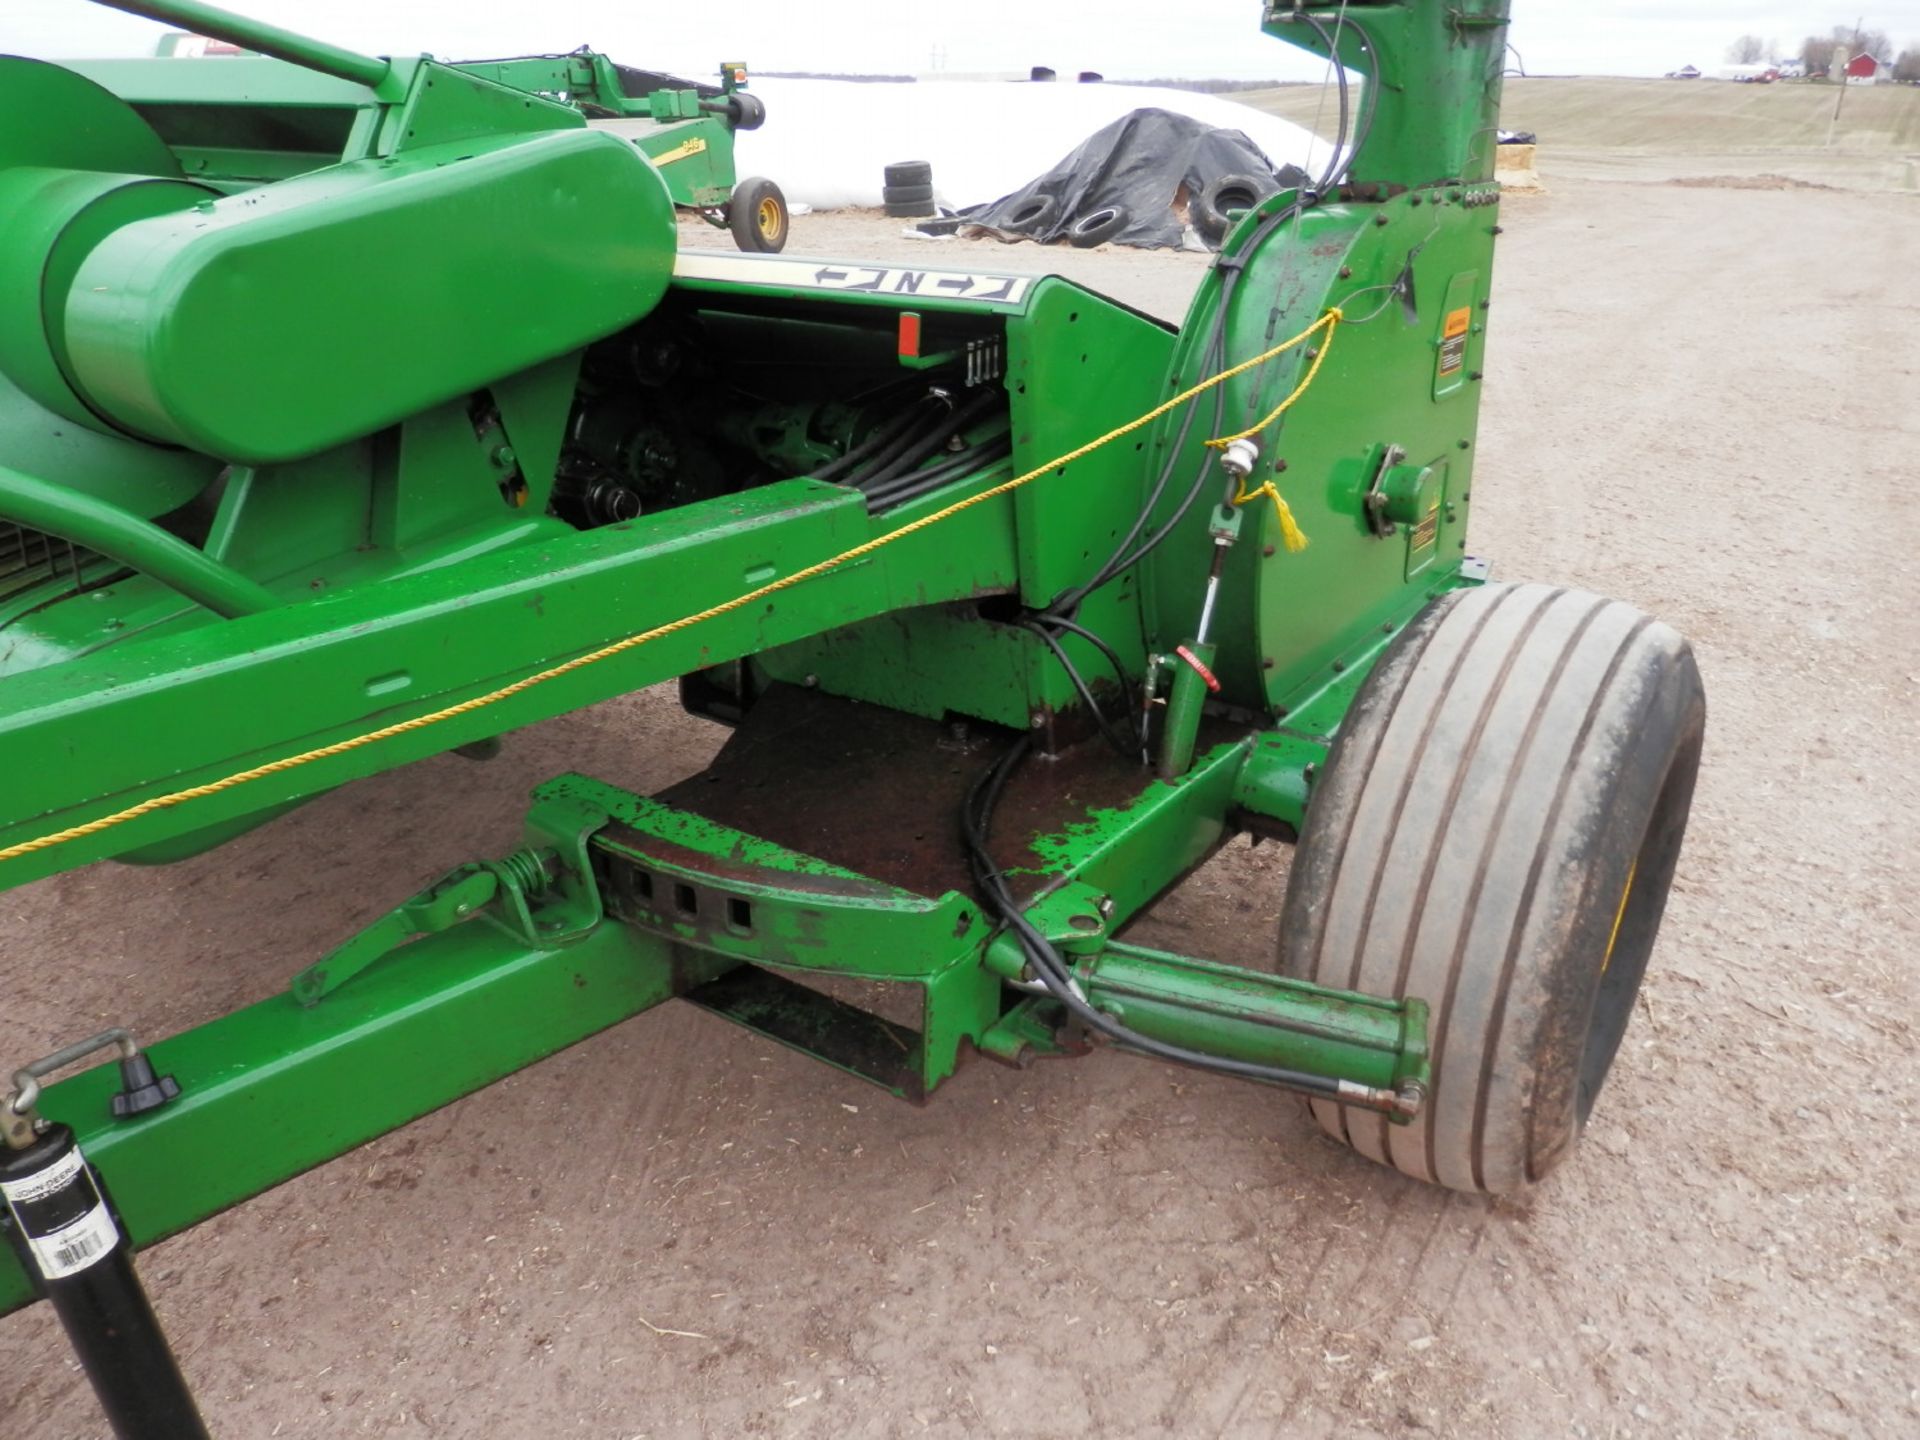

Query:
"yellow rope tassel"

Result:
[[0, 307, 1348, 869], [1234, 479, 1309, 552]]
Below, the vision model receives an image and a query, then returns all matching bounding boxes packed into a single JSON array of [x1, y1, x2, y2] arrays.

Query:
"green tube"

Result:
[[0, 463, 278, 617], [89, 0, 392, 90]]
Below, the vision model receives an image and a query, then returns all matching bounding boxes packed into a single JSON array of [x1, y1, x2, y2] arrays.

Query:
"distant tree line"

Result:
[[1725, 24, 1919, 80]]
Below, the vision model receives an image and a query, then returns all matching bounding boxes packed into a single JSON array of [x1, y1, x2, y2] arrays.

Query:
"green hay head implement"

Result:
[[0, 1, 1702, 1431]]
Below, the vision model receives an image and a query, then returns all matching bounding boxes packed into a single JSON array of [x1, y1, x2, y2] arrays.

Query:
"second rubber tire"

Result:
[[728, 176, 789, 252]]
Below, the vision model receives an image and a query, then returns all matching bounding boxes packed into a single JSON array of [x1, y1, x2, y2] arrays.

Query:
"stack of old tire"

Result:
[[882, 161, 936, 217]]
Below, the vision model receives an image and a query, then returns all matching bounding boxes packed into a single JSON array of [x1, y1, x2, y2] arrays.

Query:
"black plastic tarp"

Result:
[[960, 108, 1306, 250]]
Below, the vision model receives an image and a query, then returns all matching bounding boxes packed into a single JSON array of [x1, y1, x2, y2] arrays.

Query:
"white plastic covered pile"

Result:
[[733, 79, 1329, 211]]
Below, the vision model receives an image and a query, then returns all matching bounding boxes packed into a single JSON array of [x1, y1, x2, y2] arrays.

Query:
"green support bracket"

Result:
[[290, 794, 609, 1005]]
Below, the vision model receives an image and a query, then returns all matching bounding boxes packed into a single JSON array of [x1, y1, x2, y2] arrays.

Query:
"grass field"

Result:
[[1239, 76, 1920, 189]]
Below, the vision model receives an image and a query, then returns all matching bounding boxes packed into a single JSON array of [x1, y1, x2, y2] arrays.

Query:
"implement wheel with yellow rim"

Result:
[[727, 176, 789, 253], [1278, 582, 1705, 1194]]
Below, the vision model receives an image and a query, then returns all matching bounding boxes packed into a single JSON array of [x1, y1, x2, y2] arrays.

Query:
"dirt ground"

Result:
[[3, 166, 1917, 1439]]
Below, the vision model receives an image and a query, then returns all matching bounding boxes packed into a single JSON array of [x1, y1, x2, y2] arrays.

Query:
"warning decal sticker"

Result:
[[1437, 306, 1472, 376]]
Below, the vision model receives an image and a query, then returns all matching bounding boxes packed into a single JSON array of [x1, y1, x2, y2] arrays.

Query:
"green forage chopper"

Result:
[[0, 2, 1702, 1431]]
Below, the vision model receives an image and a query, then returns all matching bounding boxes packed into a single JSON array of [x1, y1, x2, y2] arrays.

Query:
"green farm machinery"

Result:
[[0, 1, 1703, 1432], [453, 50, 790, 252]]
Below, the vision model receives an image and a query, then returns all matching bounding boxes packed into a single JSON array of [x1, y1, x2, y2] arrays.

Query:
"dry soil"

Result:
[[1, 165, 1916, 1439]]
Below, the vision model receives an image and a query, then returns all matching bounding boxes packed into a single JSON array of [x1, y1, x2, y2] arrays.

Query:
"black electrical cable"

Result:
[[960, 737, 1355, 1100]]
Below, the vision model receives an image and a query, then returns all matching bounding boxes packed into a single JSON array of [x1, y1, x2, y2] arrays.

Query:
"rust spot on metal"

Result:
[[656, 684, 1183, 902]]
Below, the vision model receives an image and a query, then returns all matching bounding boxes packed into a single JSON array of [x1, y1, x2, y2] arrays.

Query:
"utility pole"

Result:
[[1826, 16, 1860, 147]]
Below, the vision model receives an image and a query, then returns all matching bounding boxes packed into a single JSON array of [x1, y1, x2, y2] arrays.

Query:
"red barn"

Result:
[[1844, 52, 1884, 83]]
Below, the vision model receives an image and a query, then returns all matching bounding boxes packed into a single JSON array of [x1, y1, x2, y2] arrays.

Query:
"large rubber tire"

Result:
[[1278, 582, 1705, 1194], [1067, 205, 1129, 248], [728, 176, 789, 253], [884, 160, 932, 188]]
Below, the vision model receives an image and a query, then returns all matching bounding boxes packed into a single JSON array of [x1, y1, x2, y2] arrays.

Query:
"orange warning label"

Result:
[[1438, 307, 1472, 375]]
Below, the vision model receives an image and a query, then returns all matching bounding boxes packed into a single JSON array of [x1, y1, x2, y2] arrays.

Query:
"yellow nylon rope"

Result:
[[0, 308, 1344, 868], [1205, 307, 1342, 550]]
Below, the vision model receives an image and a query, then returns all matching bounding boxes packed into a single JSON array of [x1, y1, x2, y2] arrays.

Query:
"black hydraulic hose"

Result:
[[812, 392, 945, 483], [863, 433, 1013, 511], [861, 388, 1003, 489], [844, 399, 957, 485], [1004, 197, 1316, 758], [1042, 197, 1306, 622], [1083, 197, 1325, 598], [960, 738, 1353, 1099], [1036, 615, 1131, 699], [1342, 22, 1382, 186], [865, 423, 1011, 491], [1290, 8, 1352, 196], [1031, 613, 1137, 741], [1018, 622, 1136, 759], [1042, 323, 1224, 622]]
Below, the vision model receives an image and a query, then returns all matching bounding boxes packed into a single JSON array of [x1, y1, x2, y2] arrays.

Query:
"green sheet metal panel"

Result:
[[61, 128, 675, 462]]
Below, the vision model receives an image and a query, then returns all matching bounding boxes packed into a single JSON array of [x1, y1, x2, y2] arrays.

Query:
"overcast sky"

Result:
[[5, 1, 1918, 80]]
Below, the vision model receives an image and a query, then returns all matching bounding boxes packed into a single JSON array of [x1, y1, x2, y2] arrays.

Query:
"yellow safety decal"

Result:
[[650, 137, 708, 167]]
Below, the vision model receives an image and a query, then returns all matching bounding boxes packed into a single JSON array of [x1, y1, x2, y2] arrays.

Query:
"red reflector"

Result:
[[898, 311, 922, 359]]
